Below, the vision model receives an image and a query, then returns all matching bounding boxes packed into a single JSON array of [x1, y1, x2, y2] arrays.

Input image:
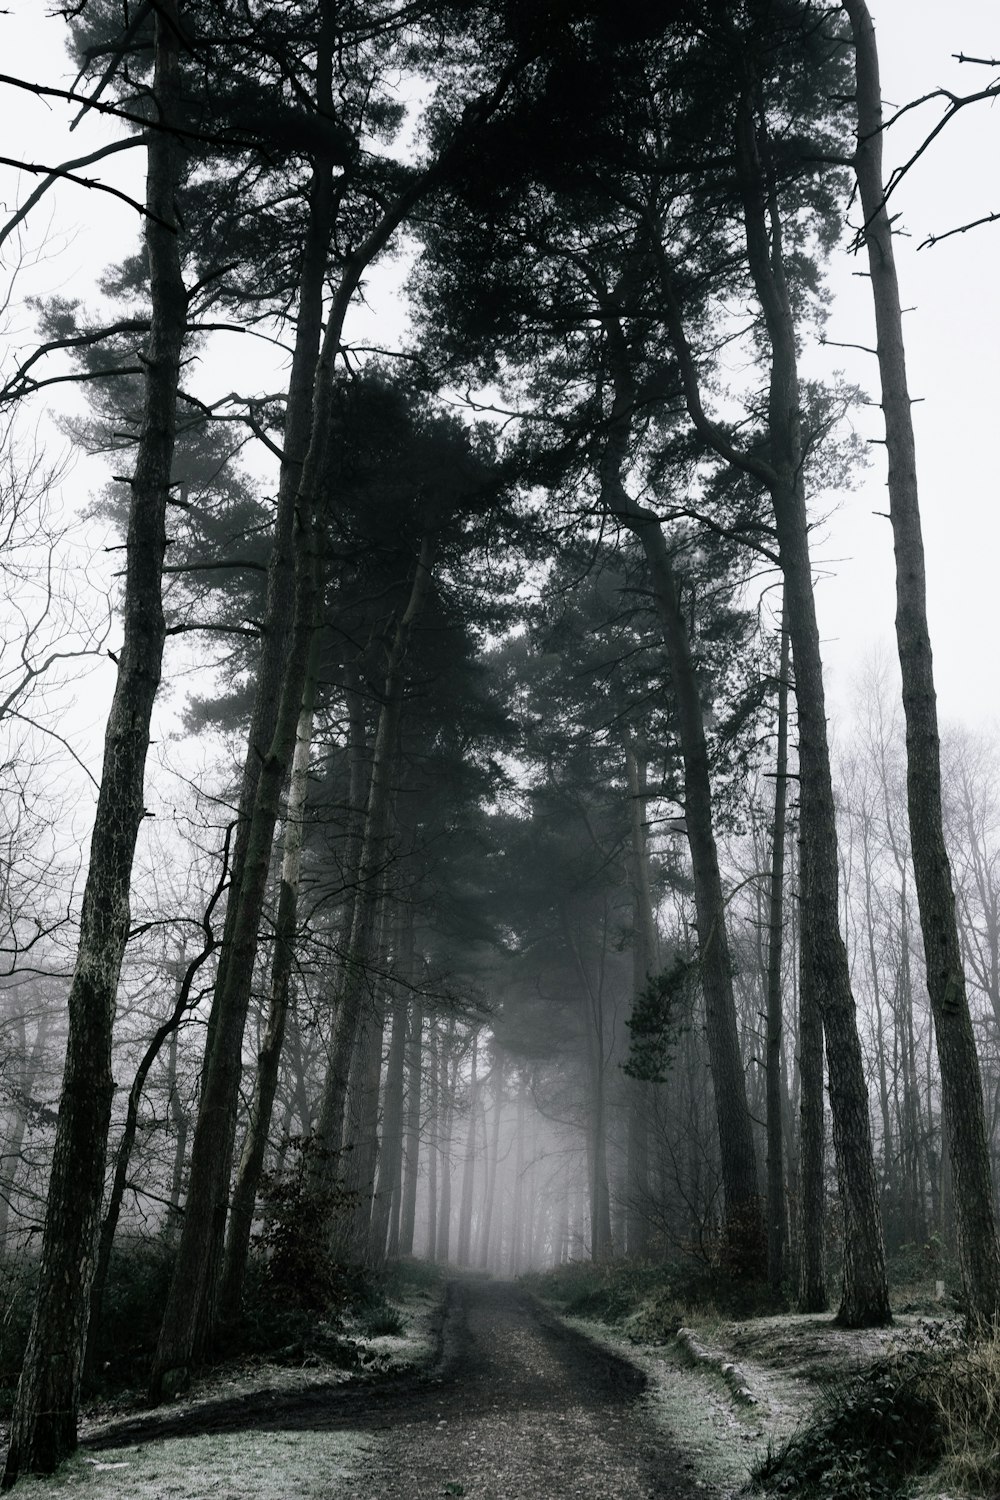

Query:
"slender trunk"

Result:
[[862, 812, 895, 1224], [625, 518, 761, 1271], [477, 1053, 503, 1270], [343, 979, 386, 1262], [167, 1027, 187, 1222], [3, 7, 185, 1475], [309, 539, 435, 1200], [625, 739, 655, 1259], [85, 912, 223, 1376], [436, 1025, 457, 1264], [426, 1021, 439, 1262], [511, 1073, 526, 1275], [218, 657, 319, 1321], [766, 607, 790, 1294], [797, 932, 829, 1313], [845, 0, 1000, 1329], [371, 918, 412, 1262], [456, 1031, 479, 1267], [150, 99, 335, 1401], [732, 90, 889, 1326], [398, 1003, 423, 1257]]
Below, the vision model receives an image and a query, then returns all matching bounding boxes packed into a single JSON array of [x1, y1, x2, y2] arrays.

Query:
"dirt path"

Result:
[[87, 1279, 699, 1498]]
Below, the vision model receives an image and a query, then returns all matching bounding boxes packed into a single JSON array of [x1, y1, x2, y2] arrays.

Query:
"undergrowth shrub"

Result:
[[750, 1321, 1000, 1499], [525, 1258, 777, 1331], [357, 1304, 406, 1338], [254, 1135, 357, 1315], [751, 1347, 942, 1498]]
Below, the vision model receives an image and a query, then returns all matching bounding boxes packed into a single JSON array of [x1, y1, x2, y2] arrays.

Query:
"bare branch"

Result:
[[0, 136, 152, 252], [0, 151, 171, 235]]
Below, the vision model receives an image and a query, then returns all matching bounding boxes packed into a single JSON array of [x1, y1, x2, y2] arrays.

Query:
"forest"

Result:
[[1, 1, 1000, 1495]]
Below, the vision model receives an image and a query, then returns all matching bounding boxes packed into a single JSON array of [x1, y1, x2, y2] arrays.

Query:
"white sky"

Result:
[[0, 0, 997, 802]]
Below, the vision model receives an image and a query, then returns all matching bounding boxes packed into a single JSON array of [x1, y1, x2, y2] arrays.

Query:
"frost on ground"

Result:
[[6, 1283, 441, 1500], [560, 1308, 953, 1498], [12, 1429, 367, 1500], [76, 1280, 442, 1436]]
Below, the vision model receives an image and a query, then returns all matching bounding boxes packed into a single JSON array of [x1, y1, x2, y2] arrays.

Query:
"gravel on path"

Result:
[[349, 1277, 693, 1499]]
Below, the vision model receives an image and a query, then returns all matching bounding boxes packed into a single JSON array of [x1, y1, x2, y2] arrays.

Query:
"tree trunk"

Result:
[[3, 5, 185, 1475], [370, 919, 412, 1262], [511, 1072, 526, 1274], [426, 1020, 439, 1262], [765, 607, 790, 1294], [217, 657, 318, 1321], [625, 738, 655, 1259], [149, 103, 336, 1402], [797, 930, 828, 1313], [167, 1027, 188, 1223], [435, 1025, 457, 1264], [308, 538, 435, 1207], [398, 1003, 423, 1257], [598, 324, 764, 1279], [343, 978, 387, 1263], [86, 913, 223, 1376], [845, 0, 1000, 1330], [731, 90, 890, 1326], [477, 1052, 503, 1270], [456, 1031, 479, 1267]]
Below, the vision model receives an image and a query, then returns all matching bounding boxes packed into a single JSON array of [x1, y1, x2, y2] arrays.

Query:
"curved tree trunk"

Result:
[[86, 883, 226, 1377], [595, 301, 764, 1278], [845, 0, 1000, 1331], [3, 4, 185, 1477], [602, 483, 764, 1275]]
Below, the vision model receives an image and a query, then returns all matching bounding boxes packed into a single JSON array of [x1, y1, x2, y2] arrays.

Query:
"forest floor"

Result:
[[4, 1275, 967, 1499]]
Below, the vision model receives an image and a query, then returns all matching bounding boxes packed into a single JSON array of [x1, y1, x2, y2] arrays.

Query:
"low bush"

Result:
[[751, 1348, 942, 1498], [357, 1304, 406, 1338], [751, 1321, 1000, 1499], [525, 1257, 778, 1330]]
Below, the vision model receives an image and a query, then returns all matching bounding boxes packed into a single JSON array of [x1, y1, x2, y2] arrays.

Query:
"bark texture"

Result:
[[845, 0, 1000, 1329], [150, 139, 335, 1400], [765, 609, 790, 1293], [2, 5, 185, 1477]]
